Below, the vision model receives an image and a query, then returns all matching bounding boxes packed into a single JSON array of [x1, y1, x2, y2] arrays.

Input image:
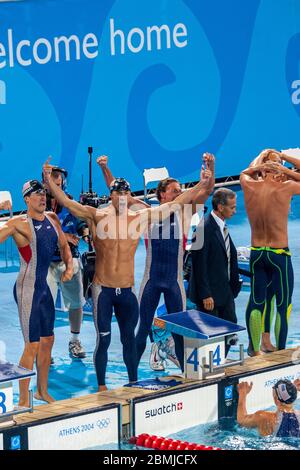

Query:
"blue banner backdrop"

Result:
[[0, 0, 300, 209]]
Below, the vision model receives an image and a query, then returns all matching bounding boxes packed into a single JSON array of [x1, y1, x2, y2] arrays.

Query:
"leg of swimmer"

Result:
[[246, 251, 266, 356], [274, 303, 292, 350], [35, 335, 55, 403], [115, 290, 139, 383], [18, 341, 39, 407], [93, 289, 113, 391], [261, 281, 276, 352], [272, 255, 294, 350], [246, 301, 264, 355], [136, 281, 161, 365]]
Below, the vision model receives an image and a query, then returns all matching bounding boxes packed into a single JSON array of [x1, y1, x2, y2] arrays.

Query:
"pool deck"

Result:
[[7, 347, 298, 429]]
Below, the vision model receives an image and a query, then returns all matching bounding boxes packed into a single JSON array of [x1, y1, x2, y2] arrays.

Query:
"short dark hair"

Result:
[[156, 178, 179, 201], [212, 188, 236, 210]]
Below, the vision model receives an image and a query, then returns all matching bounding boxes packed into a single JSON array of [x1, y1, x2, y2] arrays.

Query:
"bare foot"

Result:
[[18, 400, 30, 408], [34, 391, 55, 403], [252, 351, 264, 356], [98, 385, 108, 392], [261, 344, 277, 353], [247, 346, 264, 357], [261, 333, 277, 353]]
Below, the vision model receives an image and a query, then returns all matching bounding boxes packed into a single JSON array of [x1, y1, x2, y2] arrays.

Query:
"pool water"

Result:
[[0, 186, 300, 425], [166, 399, 300, 451], [91, 400, 300, 451]]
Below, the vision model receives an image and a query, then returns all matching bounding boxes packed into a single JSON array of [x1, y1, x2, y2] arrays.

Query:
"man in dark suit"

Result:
[[188, 188, 241, 355]]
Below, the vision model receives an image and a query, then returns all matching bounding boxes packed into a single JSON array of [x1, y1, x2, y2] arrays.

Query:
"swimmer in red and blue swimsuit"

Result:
[[0, 180, 73, 407]]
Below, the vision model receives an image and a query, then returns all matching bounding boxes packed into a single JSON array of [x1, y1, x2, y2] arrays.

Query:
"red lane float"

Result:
[[130, 434, 222, 450]]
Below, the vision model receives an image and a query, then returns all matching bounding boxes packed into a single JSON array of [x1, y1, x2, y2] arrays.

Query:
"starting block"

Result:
[[154, 310, 246, 380], [0, 361, 35, 427]]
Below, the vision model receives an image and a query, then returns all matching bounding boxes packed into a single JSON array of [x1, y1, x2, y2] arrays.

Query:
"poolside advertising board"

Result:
[[133, 384, 218, 436], [27, 405, 120, 450], [240, 364, 300, 414]]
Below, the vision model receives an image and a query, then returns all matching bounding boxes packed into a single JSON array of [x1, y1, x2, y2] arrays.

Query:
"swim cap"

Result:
[[273, 379, 298, 404], [22, 180, 45, 197], [109, 178, 131, 193]]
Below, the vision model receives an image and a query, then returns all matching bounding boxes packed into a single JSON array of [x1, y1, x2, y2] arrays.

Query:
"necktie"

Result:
[[223, 224, 231, 279]]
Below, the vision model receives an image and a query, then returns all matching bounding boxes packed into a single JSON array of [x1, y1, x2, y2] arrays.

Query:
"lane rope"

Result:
[[129, 434, 222, 450]]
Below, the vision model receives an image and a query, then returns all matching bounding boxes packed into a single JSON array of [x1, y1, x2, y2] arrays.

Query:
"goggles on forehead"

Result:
[[32, 188, 46, 195]]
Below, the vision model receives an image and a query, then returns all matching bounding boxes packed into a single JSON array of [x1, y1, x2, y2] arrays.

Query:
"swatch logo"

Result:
[[145, 401, 183, 418]]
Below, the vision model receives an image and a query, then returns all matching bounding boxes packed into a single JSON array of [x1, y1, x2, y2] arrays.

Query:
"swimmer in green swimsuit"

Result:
[[240, 149, 300, 356]]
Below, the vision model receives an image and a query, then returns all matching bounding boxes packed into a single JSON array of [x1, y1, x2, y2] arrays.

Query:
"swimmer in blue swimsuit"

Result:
[[237, 379, 300, 437], [0, 180, 73, 407]]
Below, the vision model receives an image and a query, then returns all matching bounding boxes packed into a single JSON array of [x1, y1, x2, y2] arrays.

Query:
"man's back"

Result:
[[242, 177, 293, 247]]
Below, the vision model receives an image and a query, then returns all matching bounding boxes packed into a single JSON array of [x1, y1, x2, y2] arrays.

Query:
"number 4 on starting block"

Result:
[[184, 338, 225, 380]]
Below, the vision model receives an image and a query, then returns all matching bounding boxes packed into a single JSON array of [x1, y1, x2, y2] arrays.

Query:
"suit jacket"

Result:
[[188, 213, 241, 307]]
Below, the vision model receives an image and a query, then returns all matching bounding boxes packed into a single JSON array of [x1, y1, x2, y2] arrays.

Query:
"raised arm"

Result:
[[265, 162, 300, 183], [237, 382, 276, 436], [43, 159, 96, 222], [283, 168, 300, 182], [240, 163, 267, 186], [137, 174, 212, 226], [280, 152, 300, 170], [97, 155, 115, 188], [257, 161, 300, 185], [249, 148, 280, 167], [203, 152, 215, 191], [193, 153, 215, 205], [237, 382, 259, 427]]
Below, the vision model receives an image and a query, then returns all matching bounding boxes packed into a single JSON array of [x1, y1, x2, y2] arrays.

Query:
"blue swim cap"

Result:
[[273, 379, 297, 404]]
